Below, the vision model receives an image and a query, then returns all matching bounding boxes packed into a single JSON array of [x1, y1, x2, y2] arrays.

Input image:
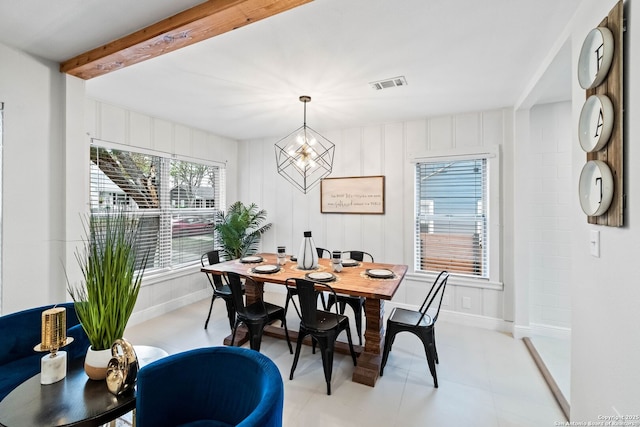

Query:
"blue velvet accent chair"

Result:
[[0, 302, 90, 401], [136, 346, 284, 427]]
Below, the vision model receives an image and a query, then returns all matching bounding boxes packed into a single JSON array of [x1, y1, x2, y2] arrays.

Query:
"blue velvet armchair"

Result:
[[0, 302, 90, 401], [136, 346, 284, 427]]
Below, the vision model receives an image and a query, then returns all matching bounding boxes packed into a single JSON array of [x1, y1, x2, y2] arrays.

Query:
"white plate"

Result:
[[578, 160, 614, 216], [241, 256, 263, 263], [578, 26, 614, 90], [307, 272, 335, 282], [252, 264, 280, 274], [366, 269, 394, 279], [578, 94, 614, 153], [341, 259, 359, 267]]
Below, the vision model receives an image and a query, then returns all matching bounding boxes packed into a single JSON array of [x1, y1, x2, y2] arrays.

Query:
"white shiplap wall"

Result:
[[238, 109, 514, 328]]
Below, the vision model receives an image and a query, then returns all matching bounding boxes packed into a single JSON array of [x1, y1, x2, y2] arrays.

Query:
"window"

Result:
[[90, 141, 225, 273], [415, 155, 489, 278]]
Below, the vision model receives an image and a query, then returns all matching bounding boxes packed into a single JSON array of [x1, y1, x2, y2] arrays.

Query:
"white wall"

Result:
[[0, 42, 67, 313], [528, 101, 573, 333], [568, 0, 640, 420], [237, 109, 513, 327]]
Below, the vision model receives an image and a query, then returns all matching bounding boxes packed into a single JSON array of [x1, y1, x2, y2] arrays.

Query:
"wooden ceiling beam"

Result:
[[60, 0, 312, 80]]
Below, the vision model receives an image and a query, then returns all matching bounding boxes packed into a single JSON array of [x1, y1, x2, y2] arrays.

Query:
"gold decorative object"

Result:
[[106, 339, 139, 395], [34, 307, 74, 385]]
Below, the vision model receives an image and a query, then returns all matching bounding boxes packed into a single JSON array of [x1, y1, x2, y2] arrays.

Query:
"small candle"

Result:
[[40, 307, 66, 353], [277, 246, 286, 265]]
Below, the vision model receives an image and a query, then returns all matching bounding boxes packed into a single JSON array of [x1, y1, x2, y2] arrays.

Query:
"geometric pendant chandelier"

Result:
[[275, 96, 335, 194]]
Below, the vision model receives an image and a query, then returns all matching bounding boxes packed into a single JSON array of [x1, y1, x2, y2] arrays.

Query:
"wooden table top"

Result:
[[201, 253, 408, 300]]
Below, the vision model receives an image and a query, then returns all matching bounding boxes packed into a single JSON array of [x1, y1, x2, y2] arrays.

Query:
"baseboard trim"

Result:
[[523, 337, 570, 421], [530, 323, 572, 340], [512, 325, 533, 339], [128, 289, 210, 326], [387, 301, 512, 333]]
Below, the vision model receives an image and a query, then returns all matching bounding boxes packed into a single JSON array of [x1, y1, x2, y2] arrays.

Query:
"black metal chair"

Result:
[[285, 278, 357, 395], [380, 270, 449, 387], [324, 250, 374, 345], [200, 250, 244, 331], [341, 250, 374, 263], [226, 271, 292, 354], [316, 247, 331, 259]]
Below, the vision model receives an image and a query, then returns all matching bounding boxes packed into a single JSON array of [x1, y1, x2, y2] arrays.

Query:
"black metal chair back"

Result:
[[325, 250, 373, 345], [342, 250, 374, 262], [284, 277, 357, 395], [416, 270, 450, 326], [316, 247, 331, 259], [200, 249, 236, 330], [201, 250, 224, 290], [226, 271, 252, 318], [226, 271, 292, 354], [285, 278, 337, 328]]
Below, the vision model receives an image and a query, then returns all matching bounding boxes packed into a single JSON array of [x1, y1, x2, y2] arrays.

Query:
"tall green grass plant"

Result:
[[68, 212, 148, 350]]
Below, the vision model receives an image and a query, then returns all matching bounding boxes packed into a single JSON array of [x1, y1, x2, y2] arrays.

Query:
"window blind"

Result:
[[90, 144, 223, 273], [415, 158, 488, 278]]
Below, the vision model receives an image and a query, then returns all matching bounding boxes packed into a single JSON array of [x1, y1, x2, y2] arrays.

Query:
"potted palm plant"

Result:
[[67, 211, 148, 380], [214, 201, 272, 260]]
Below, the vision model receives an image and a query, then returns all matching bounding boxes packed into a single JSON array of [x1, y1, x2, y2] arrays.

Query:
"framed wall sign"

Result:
[[320, 175, 385, 214]]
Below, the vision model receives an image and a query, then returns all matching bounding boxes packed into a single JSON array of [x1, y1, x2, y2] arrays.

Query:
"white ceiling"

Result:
[[0, 0, 579, 141]]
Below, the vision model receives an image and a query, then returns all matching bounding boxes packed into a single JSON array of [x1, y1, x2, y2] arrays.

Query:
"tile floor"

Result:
[[124, 290, 567, 427]]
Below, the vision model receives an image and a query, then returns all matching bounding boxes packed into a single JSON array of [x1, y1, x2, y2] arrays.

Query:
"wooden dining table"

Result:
[[201, 252, 408, 387]]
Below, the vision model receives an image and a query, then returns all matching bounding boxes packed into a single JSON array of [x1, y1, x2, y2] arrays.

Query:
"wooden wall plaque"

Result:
[[584, 0, 624, 226], [320, 176, 385, 214]]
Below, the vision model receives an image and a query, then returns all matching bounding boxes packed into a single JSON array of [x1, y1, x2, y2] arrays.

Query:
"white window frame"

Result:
[[412, 146, 502, 288]]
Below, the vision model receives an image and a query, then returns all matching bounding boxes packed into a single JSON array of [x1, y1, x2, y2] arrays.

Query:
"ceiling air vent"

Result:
[[369, 76, 408, 90]]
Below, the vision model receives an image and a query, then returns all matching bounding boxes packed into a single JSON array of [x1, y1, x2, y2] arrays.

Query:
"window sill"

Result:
[[141, 262, 202, 286], [405, 271, 503, 291]]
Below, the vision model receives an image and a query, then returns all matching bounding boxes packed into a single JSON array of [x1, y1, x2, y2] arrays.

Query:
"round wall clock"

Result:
[[578, 160, 614, 216], [578, 26, 614, 89], [578, 94, 614, 152]]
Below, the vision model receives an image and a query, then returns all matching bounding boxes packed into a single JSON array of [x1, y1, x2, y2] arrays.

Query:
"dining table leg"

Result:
[[352, 297, 384, 387], [245, 278, 264, 304]]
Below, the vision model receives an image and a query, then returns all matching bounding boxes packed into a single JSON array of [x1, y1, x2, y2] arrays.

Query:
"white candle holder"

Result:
[[277, 246, 287, 266]]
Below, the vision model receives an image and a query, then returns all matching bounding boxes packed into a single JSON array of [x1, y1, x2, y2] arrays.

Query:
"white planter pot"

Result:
[[84, 346, 113, 380]]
